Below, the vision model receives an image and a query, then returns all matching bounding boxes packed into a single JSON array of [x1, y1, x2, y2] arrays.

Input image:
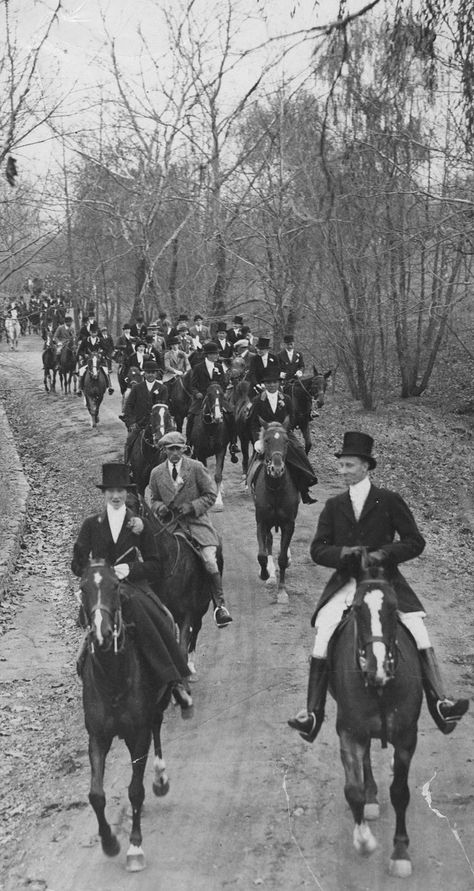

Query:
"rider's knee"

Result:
[[200, 546, 219, 574], [398, 611, 430, 649]]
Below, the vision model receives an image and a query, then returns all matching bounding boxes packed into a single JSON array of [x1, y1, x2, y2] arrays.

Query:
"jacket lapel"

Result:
[[358, 484, 379, 523], [339, 491, 356, 523]]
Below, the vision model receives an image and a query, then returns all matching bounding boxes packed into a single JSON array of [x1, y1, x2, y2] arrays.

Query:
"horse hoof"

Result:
[[389, 858, 412, 878], [212, 503, 223, 512], [364, 803, 380, 821], [102, 834, 120, 857], [187, 659, 197, 675], [153, 777, 170, 797], [126, 845, 146, 872], [277, 589, 289, 605], [265, 576, 276, 587]]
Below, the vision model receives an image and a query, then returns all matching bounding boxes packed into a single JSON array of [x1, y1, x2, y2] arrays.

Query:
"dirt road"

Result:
[[1, 337, 474, 891]]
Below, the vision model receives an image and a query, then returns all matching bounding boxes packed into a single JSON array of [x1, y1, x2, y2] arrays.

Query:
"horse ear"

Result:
[[282, 417, 291, 430], [258, 417, 268, 428], [324, 370, 332, 379], [313, 364, 318, 375]]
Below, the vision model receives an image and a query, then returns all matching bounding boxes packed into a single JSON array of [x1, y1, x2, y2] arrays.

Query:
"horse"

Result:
[[82, 354, 107, 427], [251, 421, 299, 603], [5, 316, 21, 350], [42, 337, 59, 392], [167, 370, 192, 432], [229, 378, 252, 484], [128, 403, 176, 495], [188, 383, 233, 511], [139, 501, 218, 676], [79, 559, 172, 872], [329, 550, 422, 878], [57, 340, 78, 394], [283, 367, 331, 454]]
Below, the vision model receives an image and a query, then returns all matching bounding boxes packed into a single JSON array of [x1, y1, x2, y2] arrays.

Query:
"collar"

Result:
[[106, 503, 126, 528], [168, 458, 183, 475], [205, 358, 215, 373]]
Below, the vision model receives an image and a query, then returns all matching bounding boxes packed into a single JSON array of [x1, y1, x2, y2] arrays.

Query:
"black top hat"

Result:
[[168, 336, 180, 346], [233, 315, 243, 325], [193, 313, 203, 321], [89, 322, 99, 333], [216, 321, 227, 332], [96, 463, 136, 490], [256, 336, 270, 350], [158, 311, 168, 319], [262, 366, 281, 382], [144, 360, 158, 372], [283, 334, 294, 344], [178, 313, 189, 321], [203, 341, 220, 354], [335, 431, 377, 470]]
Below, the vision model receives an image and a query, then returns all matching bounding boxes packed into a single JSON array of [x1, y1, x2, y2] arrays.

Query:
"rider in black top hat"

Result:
[[288, 431, 469, 743]]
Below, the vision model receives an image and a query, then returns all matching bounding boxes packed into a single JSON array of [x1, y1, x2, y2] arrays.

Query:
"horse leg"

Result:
[[256, 522, 270, 580], [339, 732, 377, 857], [276, 522, 294, 604], [43, 369, 49, 393], [363, 741, 379, 820], [152, 702, 170, 798], [213, 451, 225, 511], [388, 736, 416, 878], [124, 727, 151, 871], [88, 733, 120, 857]]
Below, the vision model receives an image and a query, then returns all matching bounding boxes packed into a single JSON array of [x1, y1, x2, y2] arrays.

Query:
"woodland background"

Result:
[[1, 0, 474, 410]]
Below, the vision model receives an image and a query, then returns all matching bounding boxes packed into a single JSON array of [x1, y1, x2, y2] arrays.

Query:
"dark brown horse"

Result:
[[82, 353, 107, 427], [251, 421, 299, 603], [329, 551, 422, 878], [58, 340, 78, 394], [283, 367, 331, 453], [140, 501, 218, 676], [228, 378, 252, 483], [79, 559, 172, 872], [188, 383, 233, 511], [42, 336, 59, 392], [167, 370, 192, 432], [128, 403, 175, 494]]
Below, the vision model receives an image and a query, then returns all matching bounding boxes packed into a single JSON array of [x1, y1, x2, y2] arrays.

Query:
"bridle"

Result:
[[80, 563, 125, 656]]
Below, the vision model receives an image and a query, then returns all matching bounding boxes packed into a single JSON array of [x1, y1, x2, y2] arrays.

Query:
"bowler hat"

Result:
[[158, 311, 168, 320], [283, 334, 294, 344], [168, 336, 180, 345], [178, 313, 189, 322], [122, 323, 131, 330], [194, 313, 203, 321], [233, 315, 243, 325], [335, 431, 377, 470], [262, 366, 281, 382], [203, 341, 220, 354], [216, 321, 227, 333], [96, 463, 136, 490], [144, 360, 158, 372], [158, 431, 187, 449], [256, 336, 270, 350]]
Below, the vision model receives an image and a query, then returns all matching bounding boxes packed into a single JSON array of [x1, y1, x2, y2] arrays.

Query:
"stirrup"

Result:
[[437, 698, 469, 723], [214, 605, 233, 627]]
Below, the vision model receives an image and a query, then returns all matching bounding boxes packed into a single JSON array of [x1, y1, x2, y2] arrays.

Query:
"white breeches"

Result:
[[200, 546, 219, 574], [312, 579, 429, 658]]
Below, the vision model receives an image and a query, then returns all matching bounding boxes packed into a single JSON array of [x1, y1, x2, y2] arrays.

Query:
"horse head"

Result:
[[259, 420, 289, 478], [311, 367, 332, 408], [80, 559, 122, 652], [202, 383, 225, 425], [353, 551, 398, 687], [150, 402, 175, 445]]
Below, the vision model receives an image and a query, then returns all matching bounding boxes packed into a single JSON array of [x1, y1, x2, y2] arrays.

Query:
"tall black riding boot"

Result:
[[208, 572, 233, 628], [288, 657, 329, 743], [186, 413, 194, 445], [419, 647, 469, 734], [105, 371, 114, 395]]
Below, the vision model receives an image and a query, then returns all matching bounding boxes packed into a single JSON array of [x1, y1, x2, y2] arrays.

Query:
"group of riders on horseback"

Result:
[[68, 310, 468, 749]]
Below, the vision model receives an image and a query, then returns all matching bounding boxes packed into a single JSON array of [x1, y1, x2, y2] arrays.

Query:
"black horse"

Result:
[[140, 501, 218, 676], [283, 367, 331, 453], [329, 551, 422, 878], [229, 378, 252, 483], [251, 421, 299, 603], [58, 341, 78, 394], [82, 354, 107, 427], [167, 370, 192, 432], [79, 559, 172, 872], [128, 403, 175, 494], [188, 383, 233, 511], [42, 337, 59, 392]]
